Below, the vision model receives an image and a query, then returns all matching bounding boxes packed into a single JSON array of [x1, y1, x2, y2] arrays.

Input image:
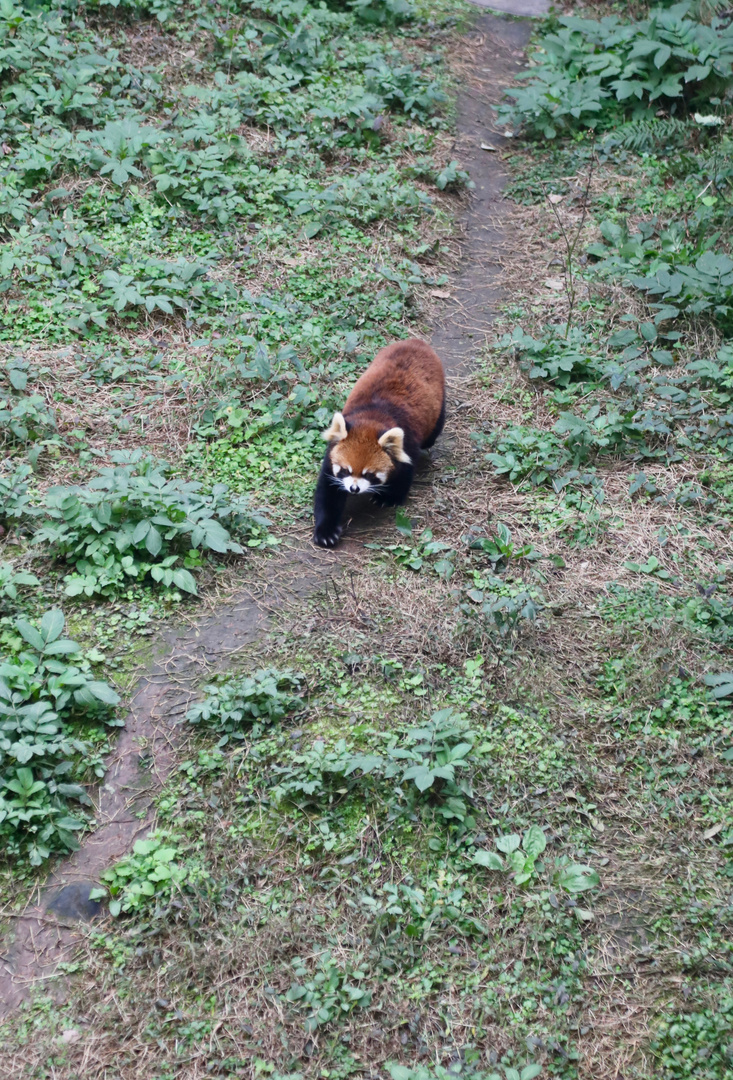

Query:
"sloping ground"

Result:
[[1, 2, 732, 1079], [0, 1, 539, 1018], [0, 2, 537, 1023]]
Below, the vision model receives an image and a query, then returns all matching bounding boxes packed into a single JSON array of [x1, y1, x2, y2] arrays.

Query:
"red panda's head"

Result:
[[323, 412, 411, 494]]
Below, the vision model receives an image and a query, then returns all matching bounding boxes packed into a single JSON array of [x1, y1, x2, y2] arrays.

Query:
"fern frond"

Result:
[[602, 116, 696, 154]]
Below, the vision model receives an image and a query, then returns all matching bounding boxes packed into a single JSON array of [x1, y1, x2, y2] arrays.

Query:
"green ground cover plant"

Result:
[[0, 609, 120, 865], [89, 832, 194, 916], [473, 3, 733, 1072], [499, 3, 733, 139], [651, 993, 733, 1079], [33, 452, 264, 597], [186, 667, 304, 743], [0, 0, 461, 870], [1, 1, 732, 1079]]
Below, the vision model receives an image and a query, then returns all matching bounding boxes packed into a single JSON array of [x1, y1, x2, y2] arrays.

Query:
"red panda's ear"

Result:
[[378, 427, 411, 464], [322, 412, 347, 442]]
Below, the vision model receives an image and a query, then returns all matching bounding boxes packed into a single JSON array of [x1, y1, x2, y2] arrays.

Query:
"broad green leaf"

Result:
[[40, 609, 65, 644], [496, 832, 521, 854], [430, 707, 455, 725], [56, 783, 87, 799], [202, 521, 231, 553], [153, 847, 177, 863], [685, 63, 711, 83], [43, 640, 81, 656], [473, 849, 504, 870], [172, 568, 197, 594], [13, 764, 33, 790], [386, 1067, 417, 1080], [145, 526, 162, 556], [704, 673, 733, 699], [15, 619, 45, 652], [55, 815, 85, 831], [653, 45, 671, 69], [508, 850, 528, 874], [395, 508, 413, 537], [8, 367, 27, 391], [523, 824, 547, 858], [87, 681, 121, 706], [131, 520, 150, 544], [133, 839, 158, 856], [557, 863, 600, 894], [403, 765, 435, 792]]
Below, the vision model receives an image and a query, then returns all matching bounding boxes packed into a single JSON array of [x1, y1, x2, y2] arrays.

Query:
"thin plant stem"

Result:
[[543, 156, 595, 339]]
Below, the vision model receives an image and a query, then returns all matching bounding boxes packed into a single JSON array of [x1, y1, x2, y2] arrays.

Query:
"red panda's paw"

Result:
[[314, 525, 343, 548]]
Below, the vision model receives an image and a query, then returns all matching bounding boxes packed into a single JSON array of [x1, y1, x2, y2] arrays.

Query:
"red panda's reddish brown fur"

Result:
[[313, 339, 445, 547], [343, 338, 444, 445]]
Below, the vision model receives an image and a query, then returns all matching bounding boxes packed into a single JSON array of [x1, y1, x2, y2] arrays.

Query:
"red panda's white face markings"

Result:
[[323, 412, 408, 495]]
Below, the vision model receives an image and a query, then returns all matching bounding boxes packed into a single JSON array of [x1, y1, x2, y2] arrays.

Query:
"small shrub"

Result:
[[342, 0, 414, 27], [378, 511, 455, 578], [0, 361, 56, 447], [358, 873, 487, 943], [387, 1064, 543, 1080], [651, 995, 733, 1080], [501, 326, 594, 387], [273, 709, 484, 824], [33, 452, 266, 597], [588, 219, 733, 330], [364, 56, 446, 123], [0, 561, 40, 608], [272, 738, 362, 808], [476, 425, 570, 487], [0, 462, 36, 530], [0, 609, 120, 865], [186, 669, 304, 745], [89, 832, 197, 916], [499, 6, 733, 139], [473, 827, 600, 892], [283, 952, 372, 1032], [435, 160, 473, 190], [464, 522, 540, 572], [460, 581, 542, 644]]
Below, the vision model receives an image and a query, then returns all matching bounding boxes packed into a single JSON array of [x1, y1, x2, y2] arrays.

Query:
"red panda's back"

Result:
[[344, 339, 444, 444]]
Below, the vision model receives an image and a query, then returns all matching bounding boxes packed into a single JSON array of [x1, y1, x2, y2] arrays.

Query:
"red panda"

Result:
[[313, 338, 445, 548]]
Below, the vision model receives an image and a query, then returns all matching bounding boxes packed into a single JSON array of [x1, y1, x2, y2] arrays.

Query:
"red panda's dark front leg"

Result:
[[313, 458, 347, 548]]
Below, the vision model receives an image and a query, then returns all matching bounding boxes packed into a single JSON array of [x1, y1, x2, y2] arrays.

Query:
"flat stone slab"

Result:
[[469, 0, 551, 15]]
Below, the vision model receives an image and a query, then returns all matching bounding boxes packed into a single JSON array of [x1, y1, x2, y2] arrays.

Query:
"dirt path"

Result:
[[0, 3, 543, 1019], [0, 548, 334, 1015], [430, 9, 540, 379]]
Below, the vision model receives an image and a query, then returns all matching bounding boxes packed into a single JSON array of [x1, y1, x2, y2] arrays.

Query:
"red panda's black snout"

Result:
[[313, 339, 445, 548]]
